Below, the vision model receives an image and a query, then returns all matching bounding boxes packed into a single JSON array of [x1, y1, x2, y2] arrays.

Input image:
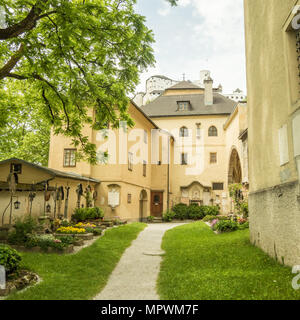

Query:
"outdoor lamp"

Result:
[[46, 203, 51, 213], [14, 200, 21, 210]]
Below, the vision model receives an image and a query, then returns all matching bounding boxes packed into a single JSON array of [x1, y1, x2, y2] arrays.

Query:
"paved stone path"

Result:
[[94, 223, 184, 300]]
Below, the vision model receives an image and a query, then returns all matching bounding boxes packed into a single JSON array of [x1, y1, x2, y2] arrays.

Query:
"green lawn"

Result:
[[6, 222, 146, 300], [158, 222, 300, 300]]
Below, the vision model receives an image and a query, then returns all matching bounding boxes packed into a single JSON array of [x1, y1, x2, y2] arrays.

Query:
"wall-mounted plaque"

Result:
[[108, 189, 120, 208]]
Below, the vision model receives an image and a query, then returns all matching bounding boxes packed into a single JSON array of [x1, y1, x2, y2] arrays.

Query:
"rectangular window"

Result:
[[10, 163, 22, 174], [127, 194, 132, 204], [213, 183, 224, 191], [128, 152, 133, 171], [181, 153, 188, 165], [143, 160, 147, 177], [64, 149, 76, 167], [210, 152, 217, 164]]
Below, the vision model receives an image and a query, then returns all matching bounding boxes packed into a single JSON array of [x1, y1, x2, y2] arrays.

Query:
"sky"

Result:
[[134, 0, 246, 95]]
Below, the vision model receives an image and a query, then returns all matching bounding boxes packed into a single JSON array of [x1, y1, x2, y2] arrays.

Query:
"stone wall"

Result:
[[249, 180, 300, 266]]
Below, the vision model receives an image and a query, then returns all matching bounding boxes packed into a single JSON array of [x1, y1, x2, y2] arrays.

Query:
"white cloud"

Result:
[[158, 2, 171, 16], [137, 0, 246, 94]]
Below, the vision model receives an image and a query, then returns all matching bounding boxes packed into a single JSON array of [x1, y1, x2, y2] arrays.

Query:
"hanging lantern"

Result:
[[46, 204, 51, 213], [14, 200, 21, 210]]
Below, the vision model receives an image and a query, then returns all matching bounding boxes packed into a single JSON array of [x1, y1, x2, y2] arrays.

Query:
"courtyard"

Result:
[[3, 221, 299, 300]]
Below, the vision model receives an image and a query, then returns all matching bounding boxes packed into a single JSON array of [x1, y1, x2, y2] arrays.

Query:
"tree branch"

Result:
[[0, 0, 49, 40], [0, 44, 25, 79]]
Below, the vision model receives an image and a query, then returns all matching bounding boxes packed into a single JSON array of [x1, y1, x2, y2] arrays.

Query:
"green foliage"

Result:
[[238, 221, 249, 230], [91, 228, 102, 236], [72, 207, 104, 222], [172, 203, 189, 220], [162, 210, 175, 222], [158, 222, 300, 300], [0, 245, 22, 275], [0, 0, 157, 163], [8, 216, 37, 245], [172, 203, 220, 220], [229, 184, 248, 218], [147, 216, 155, 222], [202, 215, 229, 222], [0, 80, 51, 165], [25, 234, 72, 251], [6, 223, 146, 300], [214, 220, 238, 232]]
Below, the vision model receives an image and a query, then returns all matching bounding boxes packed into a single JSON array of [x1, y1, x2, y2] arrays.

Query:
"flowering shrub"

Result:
[[238, 218, 248, 225], [56, 226, 86, 234], [211, 219, 219, 229], [75, 222, 96, 228]]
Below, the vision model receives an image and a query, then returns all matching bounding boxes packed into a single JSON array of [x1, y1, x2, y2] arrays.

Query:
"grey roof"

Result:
[[0, 158, 100, 183], [167, 81, 202, 90], [141, 93, 237, 118]]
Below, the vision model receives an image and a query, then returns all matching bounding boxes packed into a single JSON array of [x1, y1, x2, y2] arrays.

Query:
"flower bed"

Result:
[[56, 226, 86, 234], [0, 245, 39, 296]]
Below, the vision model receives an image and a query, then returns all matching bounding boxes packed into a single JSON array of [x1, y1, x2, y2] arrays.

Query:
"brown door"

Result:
[[151, 191, 163, 217]]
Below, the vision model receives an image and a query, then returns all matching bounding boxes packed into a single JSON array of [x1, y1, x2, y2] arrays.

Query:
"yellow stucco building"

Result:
[[244, 0, 300, 265], [46, 79, 248, 222]]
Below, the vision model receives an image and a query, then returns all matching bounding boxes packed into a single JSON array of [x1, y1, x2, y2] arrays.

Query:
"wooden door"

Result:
[[151, 191, 163, 217]]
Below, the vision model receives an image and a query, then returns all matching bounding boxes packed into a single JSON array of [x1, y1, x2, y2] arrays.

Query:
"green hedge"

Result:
[[72, 207, 104, 222], [171, 203, 220, 221]]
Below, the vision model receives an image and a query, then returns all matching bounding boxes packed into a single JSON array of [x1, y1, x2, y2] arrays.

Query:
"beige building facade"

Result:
[[244, 0, 300, 265], [48, 79, 247, 221], [0, 78, 247, 225]]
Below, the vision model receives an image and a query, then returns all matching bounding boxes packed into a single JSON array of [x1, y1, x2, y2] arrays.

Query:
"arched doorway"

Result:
[[228, 148, 242, 184], [139, 190, 148, 222]]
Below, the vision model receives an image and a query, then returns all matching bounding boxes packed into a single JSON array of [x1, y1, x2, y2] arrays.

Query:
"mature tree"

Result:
[[0, 80, 51, 166], [0, 0, 164, 163]]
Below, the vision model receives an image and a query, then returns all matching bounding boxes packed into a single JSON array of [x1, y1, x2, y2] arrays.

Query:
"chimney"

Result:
[[204, 77, 213, 106]]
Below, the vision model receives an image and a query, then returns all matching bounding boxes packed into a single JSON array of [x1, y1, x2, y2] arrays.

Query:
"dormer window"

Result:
[[177, 101, 190, 111]]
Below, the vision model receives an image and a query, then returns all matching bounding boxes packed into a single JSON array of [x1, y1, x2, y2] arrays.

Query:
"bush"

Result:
[[8, 216, 37, 245], [172, 203, 189, 220], [203, 206, 220, 216], [238, 221, 249, 230], [188, 205, 205, 220], [203, 215, 222, 222], [0, 245, 22, 275], [147, 216, 155, 222], [214, 220, 238, 232], [162, 210, 176, 222], [92, 228, 102, 236], [240, 202, 249, 218], [72, 207, 104, 222]]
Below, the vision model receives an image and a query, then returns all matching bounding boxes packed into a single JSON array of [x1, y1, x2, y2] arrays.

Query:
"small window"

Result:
[[208, 126, 218, 137], [64, 149, 76, 167], [143, 160, 147, 177], [181, 153, 188, 165], [179, 126, 189, 137], [10, 163, 22, 174], [128, 152, 133, 171], [210, 152, 217, 164], [178, 101, 190, 111], [213, 183, 224, 190], [127, 194, 132, 204]]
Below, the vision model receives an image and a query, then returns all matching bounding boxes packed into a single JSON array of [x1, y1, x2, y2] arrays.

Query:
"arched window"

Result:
[[208, 126, 218, 137], [179, 126, 189, 137]]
